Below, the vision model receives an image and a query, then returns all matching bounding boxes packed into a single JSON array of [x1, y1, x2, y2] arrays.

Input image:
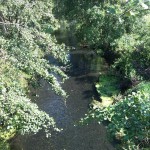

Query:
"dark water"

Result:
[[10, 50, 115, 150], [10, 29, 115, 150]]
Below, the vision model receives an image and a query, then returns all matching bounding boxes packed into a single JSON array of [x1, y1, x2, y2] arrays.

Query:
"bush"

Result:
[[127, 82, 150, 94], [0, 140, 10, 150], [0, 0, 68, 138], [65, 0, 150, 81], [83, 91, 150, 149]]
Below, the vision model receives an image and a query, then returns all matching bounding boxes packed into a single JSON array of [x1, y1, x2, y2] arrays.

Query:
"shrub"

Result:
[[84, 92, 150, 149], [0, 0, 68, 138]]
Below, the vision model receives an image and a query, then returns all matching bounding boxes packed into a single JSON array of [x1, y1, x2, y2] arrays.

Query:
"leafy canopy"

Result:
[[0, 0, 68, 138], [60, 0, 150, 80]]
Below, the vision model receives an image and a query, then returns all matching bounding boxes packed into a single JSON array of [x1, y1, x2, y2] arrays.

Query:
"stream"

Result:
[[10, 30, 115, 150]]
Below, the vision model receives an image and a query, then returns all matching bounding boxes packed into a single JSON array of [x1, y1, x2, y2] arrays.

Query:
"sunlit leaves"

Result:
[[0, 0, 68, 138], [83, 92, 150, 149], [0, 88, 59, 137], [140, 2, 149, 9]]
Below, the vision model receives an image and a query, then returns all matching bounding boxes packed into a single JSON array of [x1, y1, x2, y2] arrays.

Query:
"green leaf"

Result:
[[140, 2, 149, 9]]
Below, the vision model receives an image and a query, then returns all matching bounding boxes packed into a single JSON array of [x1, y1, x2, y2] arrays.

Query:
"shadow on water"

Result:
[[10, 29, 115, 150]]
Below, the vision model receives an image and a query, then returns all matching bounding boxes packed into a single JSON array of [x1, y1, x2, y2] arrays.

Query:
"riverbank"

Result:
[[87, 55, 150, 149], [10, 49, 116, 150]]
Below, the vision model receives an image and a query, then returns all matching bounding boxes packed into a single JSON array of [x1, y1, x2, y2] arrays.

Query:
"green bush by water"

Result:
[[85, 79, 150, 150], [95, 74, 120, 107], [127, 82, 150, 94], [96, 74, 120, 97], [0, 140, 10, 150], [83, 91, 150, 150]]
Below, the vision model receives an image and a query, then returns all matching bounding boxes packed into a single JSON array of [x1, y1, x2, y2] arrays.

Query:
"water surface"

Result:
[[10, 28, 115, 150], [10, 50, 115, 150]]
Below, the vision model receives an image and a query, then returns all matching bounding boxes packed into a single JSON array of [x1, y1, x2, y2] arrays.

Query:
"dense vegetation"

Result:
[[0, 0, 68, 142], [56, 0, 150, 80], [0, 0, 150, 150], [57, 0, 150, 149], [83, 88, 150, 149]]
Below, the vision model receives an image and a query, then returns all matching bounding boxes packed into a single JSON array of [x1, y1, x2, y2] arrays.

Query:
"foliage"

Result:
[[111, 19, 150, 79], [0, 140, 10, 150], [95, 74, 121, 107], [127, 81, 150, 94], [0, 0, 68, 138], [0, 84, 59, 138], [59, 0, 150, 80], [96, 74, 120, 97], [82, 92, 150, 150], [57, 1, 150, 149]]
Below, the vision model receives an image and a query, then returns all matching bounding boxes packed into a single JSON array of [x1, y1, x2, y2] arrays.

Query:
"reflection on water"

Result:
[[10, 51, 115, 150], [69, 50, 107, 75]]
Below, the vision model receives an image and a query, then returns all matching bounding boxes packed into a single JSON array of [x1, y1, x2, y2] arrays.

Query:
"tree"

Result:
[[0, 0, 68, 138], [60, 0, 150, 80], [61, 1, 150, 149]]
